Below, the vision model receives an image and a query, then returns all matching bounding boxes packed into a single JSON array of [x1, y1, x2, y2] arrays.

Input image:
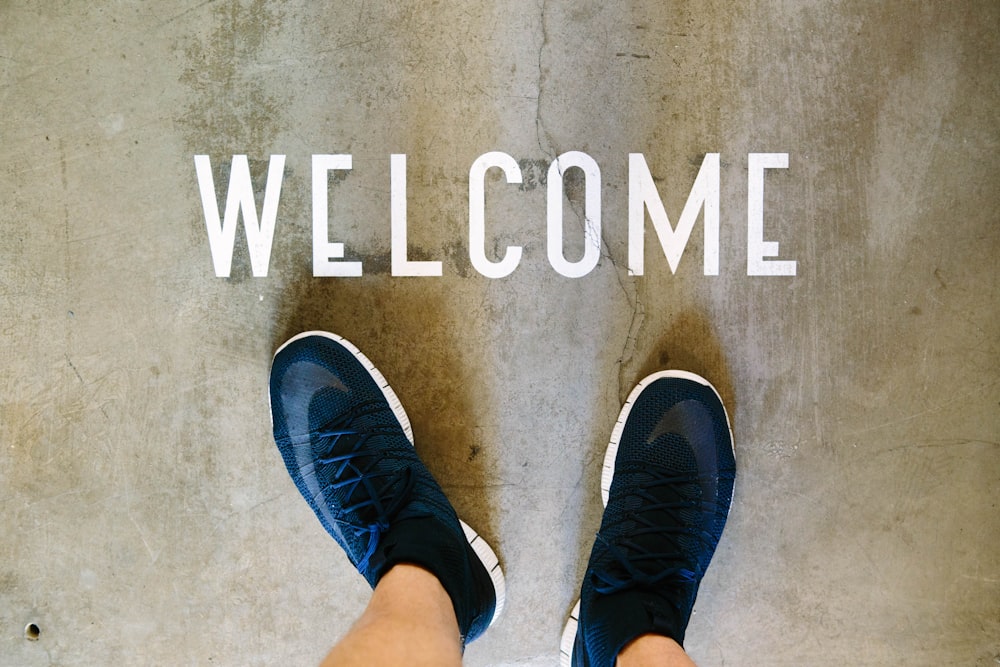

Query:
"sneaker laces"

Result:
[[310, 399, 420, 572], [591, 466, 723, 601]]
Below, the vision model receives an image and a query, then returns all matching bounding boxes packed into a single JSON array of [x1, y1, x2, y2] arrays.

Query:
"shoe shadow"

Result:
[[267, 274, 499, 559], [631, 308, 736, 421]]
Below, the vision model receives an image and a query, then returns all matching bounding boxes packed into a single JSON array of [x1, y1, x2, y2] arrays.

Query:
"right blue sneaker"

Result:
[[560, 370, 736, 667], [269, 331, 505, 645]]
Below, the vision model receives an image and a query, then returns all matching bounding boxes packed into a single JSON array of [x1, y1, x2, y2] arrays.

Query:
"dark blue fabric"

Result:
[[574, 376, 736, 666], [269, 334, 496, 643]]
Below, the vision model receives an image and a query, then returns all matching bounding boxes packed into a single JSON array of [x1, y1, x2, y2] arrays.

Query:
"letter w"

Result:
[[194, 154, 285, 277]]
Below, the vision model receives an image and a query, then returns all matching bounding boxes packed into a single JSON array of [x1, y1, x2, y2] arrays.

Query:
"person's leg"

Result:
[[269, 332, 505, 663], [561, 370, 736, 667], [615, 634, 697, 667], [321, 564, 463, 667]]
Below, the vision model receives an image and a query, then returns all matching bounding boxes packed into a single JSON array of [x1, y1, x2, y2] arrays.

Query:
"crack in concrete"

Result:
[[617, 286, 644, 402], [534, 0, 554, 158]]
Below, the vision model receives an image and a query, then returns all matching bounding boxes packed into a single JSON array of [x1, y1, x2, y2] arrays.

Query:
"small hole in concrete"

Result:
[[25, 623, 40, 641]]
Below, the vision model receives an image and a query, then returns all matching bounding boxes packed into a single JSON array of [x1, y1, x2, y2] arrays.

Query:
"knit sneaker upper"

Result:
[[269, 332, 500, 644], [573, 372, 735, 666]]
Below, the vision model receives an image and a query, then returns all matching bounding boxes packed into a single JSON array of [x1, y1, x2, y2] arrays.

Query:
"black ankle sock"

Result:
[[582, 587, 695, 665], [371, 516, 495, 644]]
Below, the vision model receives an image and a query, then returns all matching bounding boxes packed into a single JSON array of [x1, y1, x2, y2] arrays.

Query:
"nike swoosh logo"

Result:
[[280, 360, 350, 539], [647, 399, 718, 508]]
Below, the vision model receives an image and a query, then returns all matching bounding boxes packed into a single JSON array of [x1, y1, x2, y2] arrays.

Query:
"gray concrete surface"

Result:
[[2, 2, 998, 665]]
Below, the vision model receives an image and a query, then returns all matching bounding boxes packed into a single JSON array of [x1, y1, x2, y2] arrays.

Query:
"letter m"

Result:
[[628, 153, 720, 276], [194, 154, 285, 277]]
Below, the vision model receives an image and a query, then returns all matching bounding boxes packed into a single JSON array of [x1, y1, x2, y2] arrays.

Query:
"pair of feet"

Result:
[[269, 332, 736, 666]]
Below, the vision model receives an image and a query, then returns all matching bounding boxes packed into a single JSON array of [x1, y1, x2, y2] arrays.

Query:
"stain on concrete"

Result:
[[176, 1, 286, 150], [517, 158, 550, 191]]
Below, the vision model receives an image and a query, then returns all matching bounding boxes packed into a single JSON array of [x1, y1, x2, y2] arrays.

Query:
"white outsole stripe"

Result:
[[462, 519, 507, 627], [559, 600, 581, 667]]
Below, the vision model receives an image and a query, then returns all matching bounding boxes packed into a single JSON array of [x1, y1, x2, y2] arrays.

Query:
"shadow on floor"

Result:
[[266, 275, 500, 555]]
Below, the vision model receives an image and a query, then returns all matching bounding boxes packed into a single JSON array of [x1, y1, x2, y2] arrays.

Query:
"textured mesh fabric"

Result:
[[269, 334, 496, 643], [573, 376, 736, 667]]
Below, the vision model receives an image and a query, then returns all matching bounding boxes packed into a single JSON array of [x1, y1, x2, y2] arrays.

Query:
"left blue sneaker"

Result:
[[269, 331, 505, 645]]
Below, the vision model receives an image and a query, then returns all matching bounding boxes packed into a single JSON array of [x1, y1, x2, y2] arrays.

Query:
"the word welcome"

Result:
[[194, 152, 796, 278]]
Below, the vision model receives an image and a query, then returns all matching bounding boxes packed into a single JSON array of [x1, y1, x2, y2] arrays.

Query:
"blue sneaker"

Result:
[[560, 371, 735, 666], [269, 331, 505, 644]]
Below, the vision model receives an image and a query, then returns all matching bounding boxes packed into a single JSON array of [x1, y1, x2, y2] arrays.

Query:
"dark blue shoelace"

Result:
[[591, 468, 722, 599], [310, 399, 416, 572]]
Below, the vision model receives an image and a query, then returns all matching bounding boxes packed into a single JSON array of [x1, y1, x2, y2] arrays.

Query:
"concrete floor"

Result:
[[2, 2, 998, 665]]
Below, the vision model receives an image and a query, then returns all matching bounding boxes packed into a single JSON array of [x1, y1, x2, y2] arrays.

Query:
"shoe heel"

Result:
[[460, 520, 507, 626], [559, 599, 581, 667]]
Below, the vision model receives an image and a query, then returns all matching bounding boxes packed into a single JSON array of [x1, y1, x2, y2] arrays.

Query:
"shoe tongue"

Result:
[[609, 438, 706, 581], [620, 507, 703, 582]]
